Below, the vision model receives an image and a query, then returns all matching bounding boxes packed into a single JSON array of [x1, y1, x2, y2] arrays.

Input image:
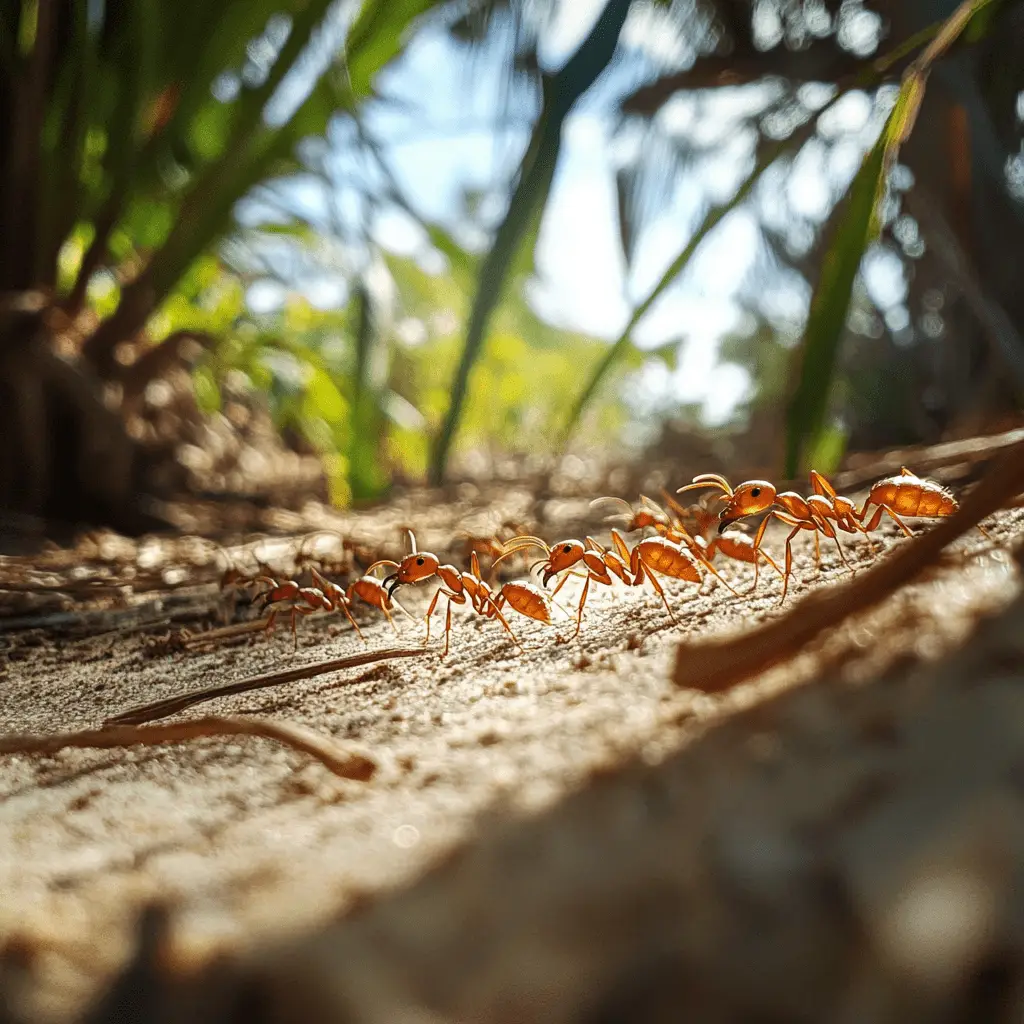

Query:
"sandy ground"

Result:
[[0, 491, 1023, 1021]]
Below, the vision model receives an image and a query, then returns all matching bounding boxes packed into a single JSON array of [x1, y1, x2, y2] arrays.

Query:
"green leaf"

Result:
[[192, 364, 222, 414], [784, 130, 887, 476], [345, 0, 443, 100], [784, 0, 1003, 475], [805, 422, 848, 476], [307, 367, 347, 423], [425, 224, 477, 285], [429, 0, 634, 484]]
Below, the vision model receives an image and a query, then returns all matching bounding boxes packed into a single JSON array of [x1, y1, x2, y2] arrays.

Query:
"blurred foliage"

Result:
[[5, 0, 1023, 522], [190, 239, 627, 502]]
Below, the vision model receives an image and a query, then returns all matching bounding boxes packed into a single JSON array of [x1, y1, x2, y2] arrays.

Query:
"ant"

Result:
[[856, 466, 988, 537], [679, 471, 869, 604], [593, 493, 782, 591], [375, 533, 551, 657], [220, 565, 402, 651], [246, 568, 363, 651], [518, 526, 725, 641], [290, 529, 354, 580]]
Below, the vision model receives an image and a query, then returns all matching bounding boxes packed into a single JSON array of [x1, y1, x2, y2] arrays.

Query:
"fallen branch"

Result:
[[107, 646, 427, 726], [673, 437, 1024, 693], [0, 716, 377, 781]]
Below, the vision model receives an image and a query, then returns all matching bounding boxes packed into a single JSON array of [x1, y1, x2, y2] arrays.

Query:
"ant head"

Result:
[[718, 480, 776, 528], [393, 551, 440, 585], [541, 540, 585, 584]]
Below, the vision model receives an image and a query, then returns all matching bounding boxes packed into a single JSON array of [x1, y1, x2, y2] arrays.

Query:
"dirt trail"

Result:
[[0, 494, 1022, 1021]]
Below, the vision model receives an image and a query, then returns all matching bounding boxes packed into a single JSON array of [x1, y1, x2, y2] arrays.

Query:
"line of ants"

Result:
[[216, 466, 985, 657]]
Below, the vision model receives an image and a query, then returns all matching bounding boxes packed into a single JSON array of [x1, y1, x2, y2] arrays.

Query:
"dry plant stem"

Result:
[[107, 647, 427, 726], [0, 716, 377, 781], [166, 616, 277, 649], [673, 437, 1024, 693]]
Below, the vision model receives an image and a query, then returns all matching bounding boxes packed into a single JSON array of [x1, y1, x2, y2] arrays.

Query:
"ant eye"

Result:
[[750, 487, 761, 498], [563, 544, 572, 553], [416, 557, 424, 566]]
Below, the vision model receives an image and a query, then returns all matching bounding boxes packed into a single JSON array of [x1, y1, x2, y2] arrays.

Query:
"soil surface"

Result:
[[1, 483, 1023, 1022]]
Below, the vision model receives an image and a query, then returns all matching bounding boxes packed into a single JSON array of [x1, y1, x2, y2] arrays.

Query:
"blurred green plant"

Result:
[[785, 0, 1007, 475], [203, 234, 623, 502], [0, 0, 451, 522], [3, 0, 1019, 532], [423, 0, 1021, 483]]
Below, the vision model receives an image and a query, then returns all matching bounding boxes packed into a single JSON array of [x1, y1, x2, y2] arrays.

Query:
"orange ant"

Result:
[[592, 494, 779, 592], [511, 534, 633, 642], [518, 527, 724, 641], [222, 564, 404, 651], [247, 567, 363, 651], [345, 573, 408, 633], [855, 466, 987, 537], [374, 533, 551, 657], [679, 471, 870, 604]]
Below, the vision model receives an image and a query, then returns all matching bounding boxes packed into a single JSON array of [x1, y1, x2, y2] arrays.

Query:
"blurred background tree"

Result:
[[0, 0, 1021, 531]]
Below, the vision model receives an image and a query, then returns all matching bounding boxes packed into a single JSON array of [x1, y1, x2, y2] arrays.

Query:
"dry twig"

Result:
[[0, 716, 378, 780], [107, 646, 427, 725], [673, 437, 1024, 693]]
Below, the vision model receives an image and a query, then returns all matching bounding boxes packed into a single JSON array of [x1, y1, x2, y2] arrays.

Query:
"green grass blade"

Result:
[[783, 0, 1003, 476], [345, 0, 444, 100], [559, 149, 774, 446], [783, 130, 887, 477], [428, 0, 633, 484], [427, 111, 560, 485]]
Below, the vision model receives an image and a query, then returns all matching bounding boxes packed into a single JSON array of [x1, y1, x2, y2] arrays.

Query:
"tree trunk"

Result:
[[0, 301, 170, 538]]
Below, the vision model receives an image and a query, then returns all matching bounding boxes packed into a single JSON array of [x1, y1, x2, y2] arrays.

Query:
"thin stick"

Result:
[[107, 647, 427, 726], [673, 437, 1024, 694], [173, 616, 273, 647], [0, 716, 378, 781]]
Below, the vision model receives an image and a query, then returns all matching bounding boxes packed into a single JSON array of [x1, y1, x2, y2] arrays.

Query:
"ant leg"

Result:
[[442, 597, 453, 658], [549, 569, 587, 601], [336, 599, 365, 642], [778, 526, 803, 605], [850, 515, 878, 553], [290, 607, 299, 652], [639, 563, 676, 624], [863, 504, 914, 537], [610, 530, 632, 562], [381, 605, 398, 634], [830, 532, 853, 573], [813, 530, 821, 569], [423, 588, 444, 647], [481, 593, 524, 653], [809, 470, 837, 498], [815, 517, 852, 574], [563, 575, 591, 642], [758, 548, 785, 579], [691, 551, 739, 597], [263, 609, 279, 636], [742, 514, 774, 597]]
